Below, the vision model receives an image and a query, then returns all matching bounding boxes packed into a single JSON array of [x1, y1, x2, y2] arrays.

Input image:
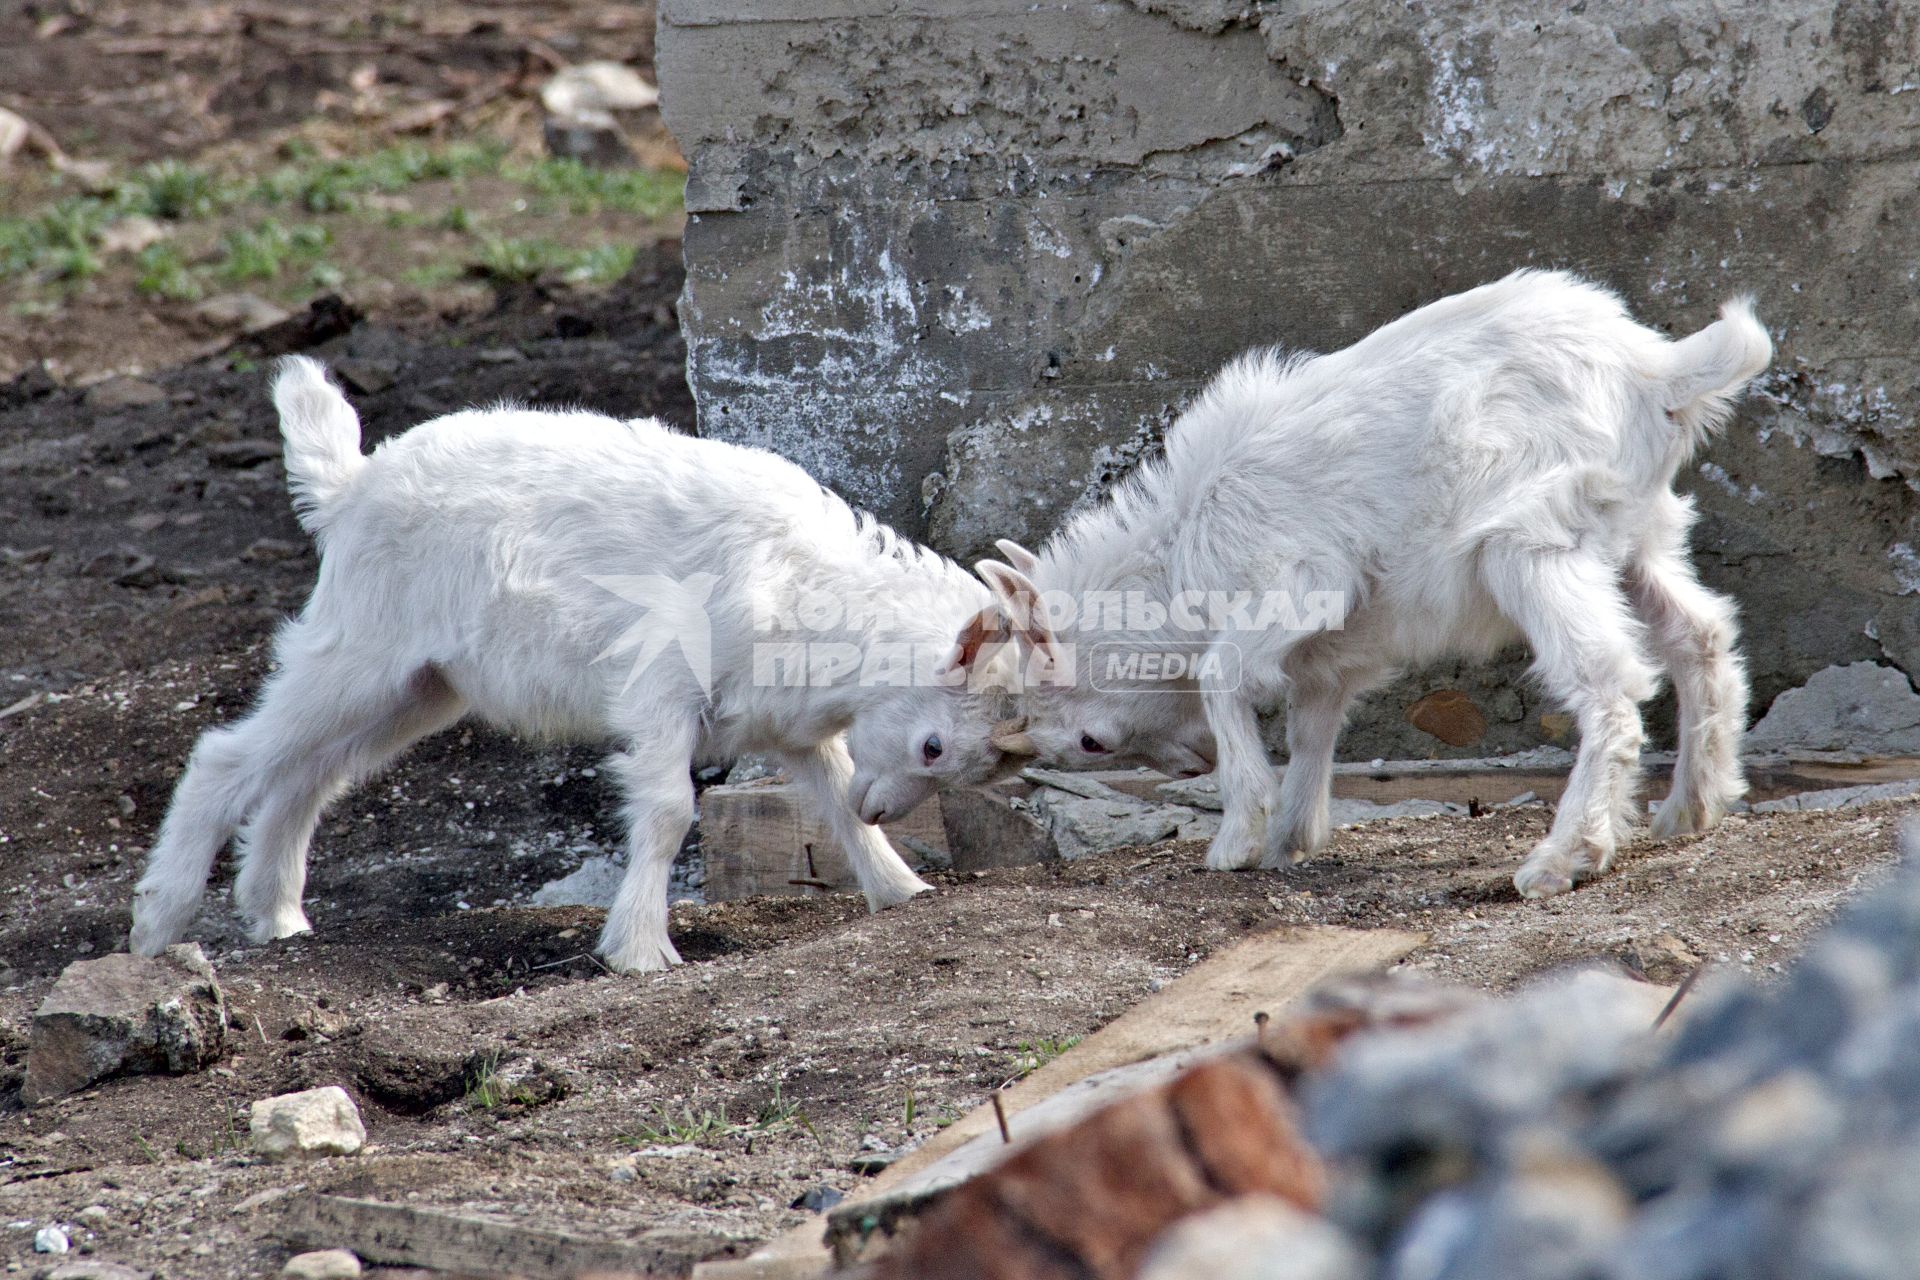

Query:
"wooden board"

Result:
[[282, 1194, 708, 1279], [700, 782, 948, 902], [690, 924, 1424, 1280]]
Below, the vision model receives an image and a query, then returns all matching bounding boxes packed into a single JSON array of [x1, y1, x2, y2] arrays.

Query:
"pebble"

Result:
[[249, 1086, 366, 1161], [280, 1249, 362, 1280], [33, 1225, 70, 1253]]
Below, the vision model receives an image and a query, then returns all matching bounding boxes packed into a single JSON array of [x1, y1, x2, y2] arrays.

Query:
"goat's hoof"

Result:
[[1514, 860, 1574, 899], [1650, 795, 1726, 840], [1204, 838, 1263, 872], [245, 910, 313, 945], [600, 939, 684, 974]]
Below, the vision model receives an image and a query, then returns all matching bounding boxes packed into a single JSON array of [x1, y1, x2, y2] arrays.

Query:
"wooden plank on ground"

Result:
[[282, 1194, 709, 1278], [690, 924, 1424, 1280], [701, 783, 947, 903]]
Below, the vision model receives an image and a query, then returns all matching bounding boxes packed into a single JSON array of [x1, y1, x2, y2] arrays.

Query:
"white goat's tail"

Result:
[[271, 356, 366, 536], [1663, 297, 1772, 434]]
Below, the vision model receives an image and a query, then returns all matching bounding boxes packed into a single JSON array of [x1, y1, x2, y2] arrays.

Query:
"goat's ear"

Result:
[[993, 538, 1041, 575], [937, 606, 1008, 676], [975, 558, 1058, 661]]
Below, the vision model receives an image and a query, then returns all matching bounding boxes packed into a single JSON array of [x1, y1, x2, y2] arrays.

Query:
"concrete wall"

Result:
[[657, 0, 1920, 758]]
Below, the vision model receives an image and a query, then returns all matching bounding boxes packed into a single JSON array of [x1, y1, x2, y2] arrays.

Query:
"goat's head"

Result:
[[842, 607, 1026, 825], [974, 541, 1218, 780]]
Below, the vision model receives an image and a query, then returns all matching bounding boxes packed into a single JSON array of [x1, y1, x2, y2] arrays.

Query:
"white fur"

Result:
[[130, 358, 1015, 973], [984, 270, 1769, 898]]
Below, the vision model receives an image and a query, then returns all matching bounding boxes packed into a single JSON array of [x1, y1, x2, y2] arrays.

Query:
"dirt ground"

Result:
[[4, 2, 1920, 1277]]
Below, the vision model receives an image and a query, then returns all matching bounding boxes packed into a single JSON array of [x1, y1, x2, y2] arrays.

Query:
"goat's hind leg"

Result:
[[1629, 548, 1748, 839], [131, 723, 262, 955], [1485, 547, 1655, 898], [229, 664, 466, 942], [785, 737, 932, 910]]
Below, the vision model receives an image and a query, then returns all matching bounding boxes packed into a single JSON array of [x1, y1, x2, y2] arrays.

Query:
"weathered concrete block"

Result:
[[250, 1085, 367, 1161], [23, 943, 226, 1104], [660, 0, 1920, 758], [938, 788, 1056, 871]]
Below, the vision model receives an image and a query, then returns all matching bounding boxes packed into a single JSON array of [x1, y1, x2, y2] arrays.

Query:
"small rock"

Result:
[[249, 1085, 366, 1161], [725, 754, 781, 784], [474, 346, 527, 364], [74, 1206, 110, 1224], [44, 1264, 154, 1280], [23, 944, 227, 1105], [529, 856, 626, 909], [84, 377, 167, 411], [791, 1186, 844, 1213], [1033, 791, 1186, 861], [540, 61, 660, 117], [542, 115, 636, 168], [33, 1226, 70, 1254], [1407, 689, 1489, 748], [195, 293, 292, 334], [280, 1249, 361, 1280], [242, 538, 306, 563], [98, 216, 167, 256], [332, 358, 398, 396], [203, 439, 283, 468]]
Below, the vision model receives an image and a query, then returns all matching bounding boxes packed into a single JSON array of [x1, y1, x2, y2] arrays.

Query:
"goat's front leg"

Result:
[[598, 716, 700, 974], [1202, 680, 1281, 872], [784, 738, 932, 910], [1264, 663, 1376, 869], [1486, 547, 1655, 898]]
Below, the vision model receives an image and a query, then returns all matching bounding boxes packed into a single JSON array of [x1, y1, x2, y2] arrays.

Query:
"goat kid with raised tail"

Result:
[[130, 358, 1020, 973], [982, 270, 1771, 899]]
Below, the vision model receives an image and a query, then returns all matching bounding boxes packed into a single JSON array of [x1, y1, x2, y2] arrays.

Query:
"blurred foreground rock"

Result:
[[23, 943, 226, 1104]]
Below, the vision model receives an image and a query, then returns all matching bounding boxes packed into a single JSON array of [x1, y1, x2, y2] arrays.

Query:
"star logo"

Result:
[[586, 573, 720, 694]]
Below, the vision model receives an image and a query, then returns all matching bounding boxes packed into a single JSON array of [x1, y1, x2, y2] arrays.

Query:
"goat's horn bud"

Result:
[[989, 717, 1037, 755]]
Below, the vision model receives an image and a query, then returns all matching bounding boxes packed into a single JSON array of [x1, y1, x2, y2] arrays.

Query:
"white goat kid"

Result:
[[982, 270, 1769, 899], [130, 358, 1016, 973]]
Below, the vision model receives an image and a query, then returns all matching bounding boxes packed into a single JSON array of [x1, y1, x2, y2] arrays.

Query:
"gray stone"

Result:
[[33, 1226, 70, 1254], [528, 856, 626, 909], [1750, 778, 1920, 814], [1029, 790, 1188, 861], [22, 944, 227, 1104], [83, 377, 166, 411], [659, 0, 1920, 760], [331, 358, 398, 397], [1746, 663, 1920, 756], [43, 1263, 154, 1280], [1139, 1195, 1367, 1280], [249, 1085, 367, 1161], [280, 1249, 362, 1280], [194, 293, 291, 334]]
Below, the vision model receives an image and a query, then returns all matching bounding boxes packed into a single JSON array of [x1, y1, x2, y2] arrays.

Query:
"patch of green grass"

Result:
[[216, 219, 330, 283], [465, 1049, 543, 1110], [1009, 1035, 1083, 1080], [253, 140, 508, 213], [123, 160, 233, 221], [507, 156, 684, 218], [473, 236, 636, 286], [624, 1085, 809, 1147], [0, 198, 114, 280], [135, 242, 203, 301]]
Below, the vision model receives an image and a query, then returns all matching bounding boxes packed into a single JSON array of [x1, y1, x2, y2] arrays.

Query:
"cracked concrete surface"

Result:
[[657, 0, 1920, 756]]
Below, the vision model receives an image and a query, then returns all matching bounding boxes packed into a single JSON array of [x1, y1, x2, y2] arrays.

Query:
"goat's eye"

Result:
[[922, 734, 944, 763], [1080, 734, 1110, 754]]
